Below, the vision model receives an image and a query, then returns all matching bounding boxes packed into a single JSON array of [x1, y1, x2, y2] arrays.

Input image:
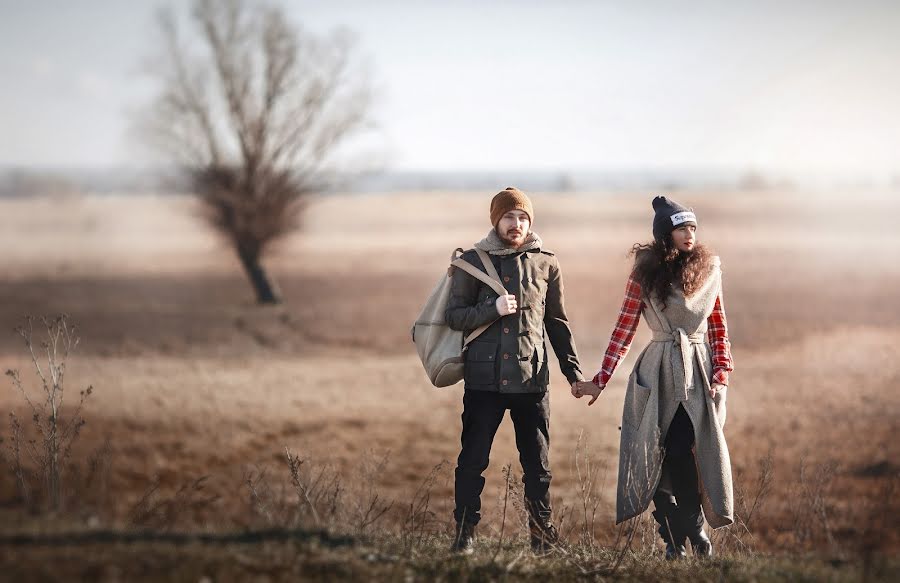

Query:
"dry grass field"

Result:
[[1, 189, 898, 579]]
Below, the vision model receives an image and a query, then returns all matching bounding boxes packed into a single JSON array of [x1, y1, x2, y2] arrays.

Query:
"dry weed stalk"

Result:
[[244, 464, 279, 526], [5, 413, 31, 504], [284, 447, 322, 526], [504, 468, 529, 535], [609, 440, 662, 573], [634, 506, 658, 554], [65, 438, 114, 521], [714, 448, 775, 554], [493, 463, 513, 560], [400, 460, 449, 553], [554, 500, 574, 543], [307, 461, 344, 526], [129, 475, 221, 531], [557, 437, 660, 576], [350, 450, 392, 536], [790, 456, 838, 551], [281, 447, 349, 530], [572, 430, 608, 552], [4, 315, 92, 511]]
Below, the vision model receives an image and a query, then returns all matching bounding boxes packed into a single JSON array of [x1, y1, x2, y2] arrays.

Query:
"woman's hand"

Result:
[[571, 381, 587, 398], [573, 380, 604, 405], [709, 383, 726, 399]]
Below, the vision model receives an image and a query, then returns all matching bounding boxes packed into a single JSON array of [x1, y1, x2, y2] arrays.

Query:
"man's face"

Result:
[[496, 210, 531, 248]]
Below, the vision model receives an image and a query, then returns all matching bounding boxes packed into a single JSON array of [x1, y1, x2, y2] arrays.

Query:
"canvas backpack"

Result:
[[411, 247, 507, 387]]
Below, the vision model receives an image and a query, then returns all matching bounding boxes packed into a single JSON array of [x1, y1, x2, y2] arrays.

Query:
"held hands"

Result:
[[572, 380, 723, 405], [495, 294, 518, 316], [571, 380, 604, 406]]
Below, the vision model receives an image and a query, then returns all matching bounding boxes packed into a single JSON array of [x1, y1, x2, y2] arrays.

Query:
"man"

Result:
[[445, 186, 584, 554]]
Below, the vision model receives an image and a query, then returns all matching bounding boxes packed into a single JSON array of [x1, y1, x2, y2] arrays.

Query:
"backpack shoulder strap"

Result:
[[474, 248, 502, 283], [451, 256, 507, 297], [451, 249, 508, 347], [464, 321, 492, 346]]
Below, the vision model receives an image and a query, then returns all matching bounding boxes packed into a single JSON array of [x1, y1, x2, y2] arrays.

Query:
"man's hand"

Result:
[[709, 383, 726, 399], [495, 294, 518, 316], [573, 380, 604, 405]]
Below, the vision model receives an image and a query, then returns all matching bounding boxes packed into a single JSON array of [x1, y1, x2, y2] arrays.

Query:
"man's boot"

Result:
[[652, 499, 687, 560], [527, 500, 559, 554], [449, 521, 476, 555]]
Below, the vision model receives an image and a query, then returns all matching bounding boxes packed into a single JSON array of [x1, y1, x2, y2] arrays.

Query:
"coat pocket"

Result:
[[464, 341, 498, 386], [622, 373, 652, 429]]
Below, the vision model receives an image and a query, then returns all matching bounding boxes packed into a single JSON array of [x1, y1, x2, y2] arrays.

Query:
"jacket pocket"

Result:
[[622, 373, 652, 429], [529, 345, 549, 388], [465, 341, 498, 386]]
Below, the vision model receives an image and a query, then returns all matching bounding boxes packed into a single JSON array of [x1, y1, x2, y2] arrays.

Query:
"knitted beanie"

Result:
[[652, 195, 697, 240], [490, 187, 534, 226]]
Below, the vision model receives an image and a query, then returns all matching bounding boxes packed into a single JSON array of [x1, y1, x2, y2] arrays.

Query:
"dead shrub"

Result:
[[3, 315, 93, 513]]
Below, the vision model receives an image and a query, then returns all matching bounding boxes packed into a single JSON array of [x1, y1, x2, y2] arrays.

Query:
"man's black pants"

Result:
[[454, 390, 551, 525]]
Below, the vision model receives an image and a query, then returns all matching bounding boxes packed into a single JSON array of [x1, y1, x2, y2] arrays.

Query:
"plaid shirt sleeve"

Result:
[[707, 292, 734, 386], [592, 274, 644, 387]]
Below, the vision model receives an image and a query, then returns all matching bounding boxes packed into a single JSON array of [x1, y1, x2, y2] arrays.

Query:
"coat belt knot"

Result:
[[651, 328, 704, 401]]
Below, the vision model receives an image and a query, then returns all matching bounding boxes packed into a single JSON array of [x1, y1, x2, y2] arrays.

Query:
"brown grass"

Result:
[[1, 189, 899, 562]]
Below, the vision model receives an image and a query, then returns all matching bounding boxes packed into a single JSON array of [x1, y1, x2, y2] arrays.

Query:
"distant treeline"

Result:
[[0, 166, 894, 197], [0, 168, 178, 197]]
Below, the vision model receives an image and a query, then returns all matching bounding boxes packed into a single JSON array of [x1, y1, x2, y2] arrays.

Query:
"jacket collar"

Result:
[[474, 229, 543, 256]]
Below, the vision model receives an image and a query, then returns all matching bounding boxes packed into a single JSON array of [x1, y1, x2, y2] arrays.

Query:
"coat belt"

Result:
[[651, 328, 704, 401]]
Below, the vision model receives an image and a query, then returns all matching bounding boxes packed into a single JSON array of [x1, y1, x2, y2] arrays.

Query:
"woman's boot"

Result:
[[652, 496, 686, 560], [690, 529, 713, 558], [682, 508, 712, 558], [675, 498, 712, 558]]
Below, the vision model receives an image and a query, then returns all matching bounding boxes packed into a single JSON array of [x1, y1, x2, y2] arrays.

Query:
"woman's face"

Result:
[[671, 224, 697, 253]]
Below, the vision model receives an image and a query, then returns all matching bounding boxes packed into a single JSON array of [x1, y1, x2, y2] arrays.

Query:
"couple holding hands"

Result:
[[445, 187, 733, 558]]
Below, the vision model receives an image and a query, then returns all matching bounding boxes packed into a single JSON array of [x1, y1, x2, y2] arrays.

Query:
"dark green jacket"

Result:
[[445, 247, 584, 393]]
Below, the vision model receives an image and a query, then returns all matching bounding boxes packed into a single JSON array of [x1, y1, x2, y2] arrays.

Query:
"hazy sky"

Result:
[[1, 0, 899, 178]]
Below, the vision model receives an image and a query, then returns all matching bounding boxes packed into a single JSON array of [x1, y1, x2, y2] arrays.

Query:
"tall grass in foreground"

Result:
[[1, 316, 897, 581]]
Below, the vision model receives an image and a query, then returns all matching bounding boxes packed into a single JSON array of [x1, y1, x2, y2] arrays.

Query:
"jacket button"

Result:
[[503, 276, 510, 283], [502, 380, 508, 386], [503, 353, 509, 360], [503, 327, 510, 334]]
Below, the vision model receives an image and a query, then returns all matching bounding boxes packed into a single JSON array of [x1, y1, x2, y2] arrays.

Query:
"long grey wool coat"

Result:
[[616, 256, 734, 528]]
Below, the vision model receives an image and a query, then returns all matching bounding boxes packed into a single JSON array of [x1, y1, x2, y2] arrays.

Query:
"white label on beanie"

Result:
[[670, 211, 696, 226]]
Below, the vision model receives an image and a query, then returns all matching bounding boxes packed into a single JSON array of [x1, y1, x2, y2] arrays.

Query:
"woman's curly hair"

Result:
[[631, 236, 713, 310]]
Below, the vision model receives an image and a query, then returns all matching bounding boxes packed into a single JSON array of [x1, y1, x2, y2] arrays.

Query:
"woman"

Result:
[[574, 196, 734, 559]]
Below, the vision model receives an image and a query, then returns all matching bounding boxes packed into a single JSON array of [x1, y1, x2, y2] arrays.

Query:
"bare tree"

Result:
[[139, 0, 371, 303]]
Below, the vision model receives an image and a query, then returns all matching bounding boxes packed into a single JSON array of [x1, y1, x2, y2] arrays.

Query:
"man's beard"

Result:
[[497, 227, 526, 247]]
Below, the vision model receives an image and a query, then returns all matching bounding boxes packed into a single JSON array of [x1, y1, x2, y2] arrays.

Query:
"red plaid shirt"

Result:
[[591, 274, 733, 387]]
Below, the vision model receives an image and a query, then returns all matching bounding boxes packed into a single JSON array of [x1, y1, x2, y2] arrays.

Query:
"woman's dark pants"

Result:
[[653, 404, 704, 542]]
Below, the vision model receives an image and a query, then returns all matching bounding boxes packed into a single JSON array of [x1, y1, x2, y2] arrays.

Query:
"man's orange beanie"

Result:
[[489, 187, 534, 226]]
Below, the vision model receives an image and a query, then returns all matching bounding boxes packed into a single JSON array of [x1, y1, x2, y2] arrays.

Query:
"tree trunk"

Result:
[[237, 248, 282, 304]]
